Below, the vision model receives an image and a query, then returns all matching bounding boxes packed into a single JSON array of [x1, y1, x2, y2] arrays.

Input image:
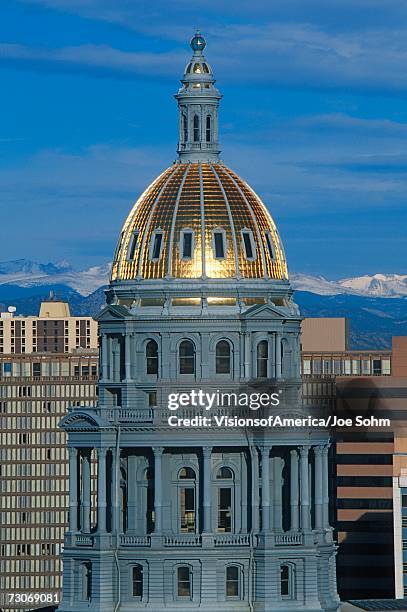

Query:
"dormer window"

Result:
[[265, 230, 275, 260], [213, 229, 226, 259], [241, 229, 256, 260], [127, 230, 139, 261], [180, 229, 194, 259], [150, 230, 164, 261]]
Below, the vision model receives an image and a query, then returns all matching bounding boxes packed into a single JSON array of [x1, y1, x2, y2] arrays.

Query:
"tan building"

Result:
[[0, 300, 98, 610], [301, 316, 407, 601], [0, 298, 98, 354]]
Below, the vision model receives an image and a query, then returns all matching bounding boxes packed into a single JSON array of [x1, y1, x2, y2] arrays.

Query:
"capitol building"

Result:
[[59, 33, 340, 612]]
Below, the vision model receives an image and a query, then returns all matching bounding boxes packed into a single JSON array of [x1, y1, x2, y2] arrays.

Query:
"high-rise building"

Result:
[[0, 301, 98, 611], [59, 33, 340, 612], [0, 298, 98, 355], [301, 317, 407, 601]]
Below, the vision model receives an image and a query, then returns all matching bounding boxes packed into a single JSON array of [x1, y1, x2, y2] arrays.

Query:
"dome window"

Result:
[[186, 63, 192, 73], [265, 230, 276, 260], [212, 229, 226, 259], [126, 230, 139, 261], [202, 63, 210, 74], [193, 115, 200, 142], [150, 230, 164, 261], [206, 115, 212, 143], [241, 229, 256, 260], [180, 229, 194, 259], [193, 63, 202, 74]]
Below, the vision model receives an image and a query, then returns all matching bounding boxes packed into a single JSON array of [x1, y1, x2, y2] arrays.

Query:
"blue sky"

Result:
[[1, 0, 407, 278]]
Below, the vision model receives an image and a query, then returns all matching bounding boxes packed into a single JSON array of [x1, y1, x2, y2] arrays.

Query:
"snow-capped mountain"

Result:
[[0, 259, 110, 296], [338, 273, 407, 297], [0, 260, 406, 299], [290, 272, 407, 298]]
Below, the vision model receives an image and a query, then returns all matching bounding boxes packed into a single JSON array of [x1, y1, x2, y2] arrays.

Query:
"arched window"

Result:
[[281, 563, 295, 599], [182, 113, 188, 142], [217, 467, 234, 533], [81, 562, 92, 601], [217, 466, 233, 479], [226, 565, 240, 598], [178, 467, 196, 532], [177, 565, 192, 598], [206, 115, 211, 142], [179, 340, 195, 375], [216, 340, 231, 374], [146, 340, 158, 375], [193, 115, 200, 142], [257, 340, 268, 378], [179, 467, 196, 479], [132, 565, 143, 598]]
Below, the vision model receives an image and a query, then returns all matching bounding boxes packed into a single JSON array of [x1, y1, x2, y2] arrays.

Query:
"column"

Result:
[[81, 450, 91, 534], [314, 446, 323, 530], [68, 448, 78, 532], [125, 332, 132, 381], [101, 333, 108, 381], [273, 456, 283, 531], [275, 332, 282, 379], [290, 449, 299, 531], [153, 447, 164, 533], [251, 447, 260, 532], [300, 446, 311, 531], [322, 445, 330, 528], [127, 455, 138, 532], [261, 447, 271, 532], [269, 334, 276, 378], [244, 332, 251, 379], [97, 448, 107, 533], [111, 445, 121, 534], [202, 447, 212, 533]]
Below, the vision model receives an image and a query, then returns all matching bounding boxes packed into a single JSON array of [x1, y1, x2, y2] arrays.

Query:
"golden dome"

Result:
[[111, 162, 287, 282]]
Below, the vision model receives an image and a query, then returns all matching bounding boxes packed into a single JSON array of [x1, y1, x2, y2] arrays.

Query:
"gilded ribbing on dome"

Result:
[[111, 162, 288, 282]]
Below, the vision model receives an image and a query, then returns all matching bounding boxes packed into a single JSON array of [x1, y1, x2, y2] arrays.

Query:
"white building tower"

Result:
[[59, 32, 340, 612]]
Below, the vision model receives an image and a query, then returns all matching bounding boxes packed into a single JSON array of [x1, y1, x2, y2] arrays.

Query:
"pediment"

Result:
[[95, 304, 129, 322], [59, 410, 110, 431], [241, 303, 286, 320]]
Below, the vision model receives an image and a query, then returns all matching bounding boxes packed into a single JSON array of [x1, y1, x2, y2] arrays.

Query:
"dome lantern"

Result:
[[175, 31, 222, 163]]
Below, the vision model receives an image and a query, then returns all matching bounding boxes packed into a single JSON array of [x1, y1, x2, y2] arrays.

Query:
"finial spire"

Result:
[[175, 32, 222, 163]]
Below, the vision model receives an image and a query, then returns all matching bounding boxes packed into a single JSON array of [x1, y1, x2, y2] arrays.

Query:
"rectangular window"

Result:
[[218, 488, 232, 532], [177, 566, 191, 598], [373, 359, 382, 375], [362, 359, 371, 375], [265, 230, 275, 260], [382, 359, 391, 375], [226, 566, 239, 598], [151, 232, 163, 261], [180, 487, 196, 533], [213, 231, 225, 259], [302, 359, 311, 375], [181, 231, 194, 259], [242, 230, 256, 260], [127, 231, 139, 261]]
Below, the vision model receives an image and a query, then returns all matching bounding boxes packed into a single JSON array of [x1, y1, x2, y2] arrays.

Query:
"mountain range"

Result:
[[0, 259, 406, 349]]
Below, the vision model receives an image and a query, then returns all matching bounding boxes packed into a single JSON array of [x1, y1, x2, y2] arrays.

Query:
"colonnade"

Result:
[[68, 444, 331, 536]]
